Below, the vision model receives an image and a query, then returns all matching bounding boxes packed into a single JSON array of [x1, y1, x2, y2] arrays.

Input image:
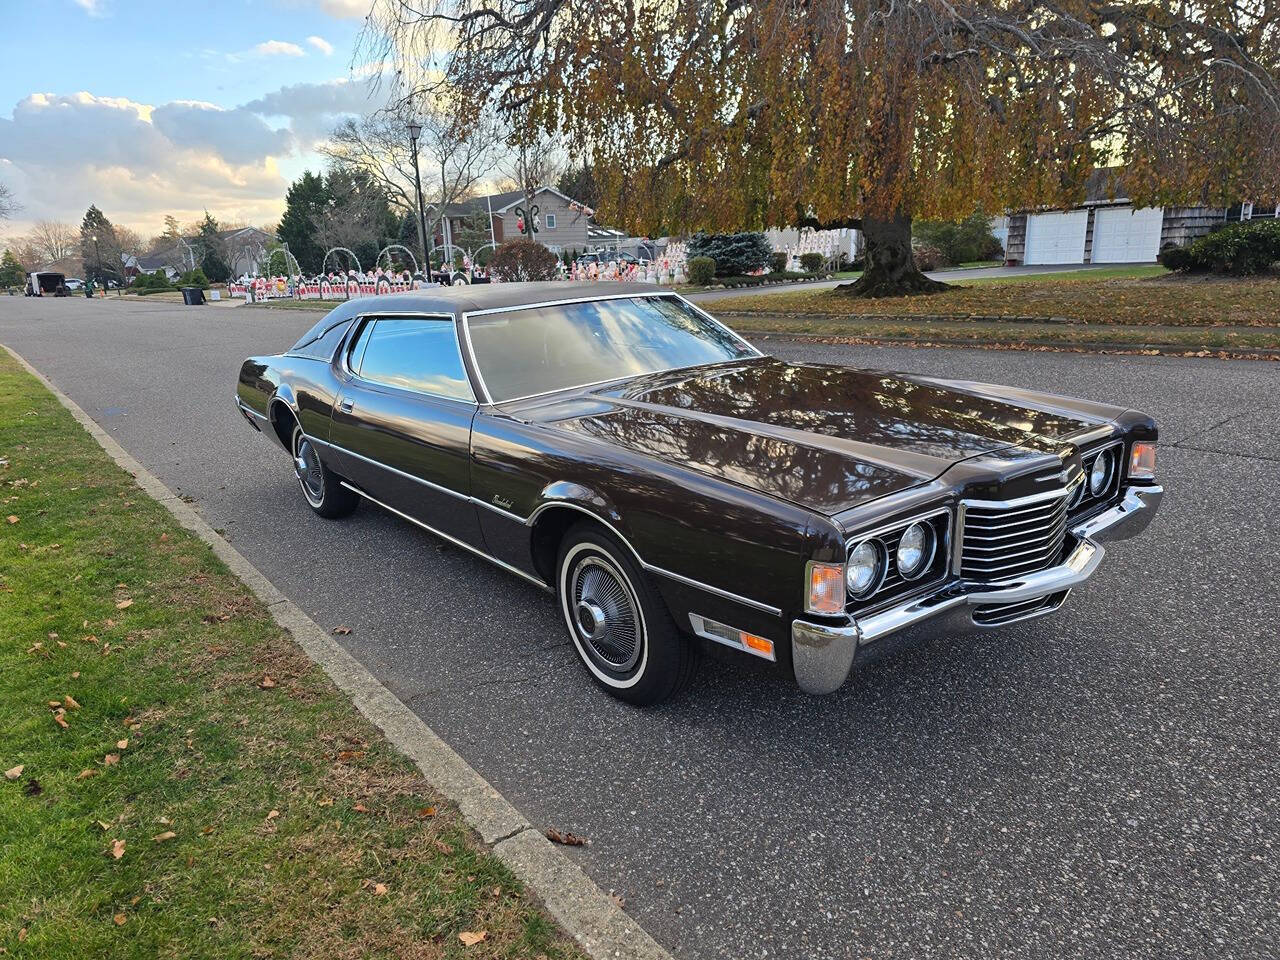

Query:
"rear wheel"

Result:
[[290, 423, 357, 518], [556, 523, 698, 705]]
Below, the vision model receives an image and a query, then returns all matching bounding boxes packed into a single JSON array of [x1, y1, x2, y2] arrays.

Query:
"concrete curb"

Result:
[[3, 343, 674, 960]]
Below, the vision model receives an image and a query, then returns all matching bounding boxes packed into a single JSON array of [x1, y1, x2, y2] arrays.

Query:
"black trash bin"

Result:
[[180, 286, 205, 305]]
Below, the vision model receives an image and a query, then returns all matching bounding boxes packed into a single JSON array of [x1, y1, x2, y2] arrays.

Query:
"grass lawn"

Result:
[[0, 349, 585, 959], [712, 267, 1280, 329]]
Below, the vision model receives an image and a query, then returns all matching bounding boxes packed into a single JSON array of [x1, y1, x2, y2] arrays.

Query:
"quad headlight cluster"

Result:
[[806, 514, 945, 615], [1071, 443, 1128, 510]]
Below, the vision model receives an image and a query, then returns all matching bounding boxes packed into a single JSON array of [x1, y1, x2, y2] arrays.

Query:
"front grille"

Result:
[[961, 485, 1076, 583]]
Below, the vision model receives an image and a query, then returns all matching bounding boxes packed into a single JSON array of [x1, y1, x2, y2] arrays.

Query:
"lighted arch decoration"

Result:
[[375, 244, 419, 276], [264, 246, 302, 277], [321, 246, 362, 277]]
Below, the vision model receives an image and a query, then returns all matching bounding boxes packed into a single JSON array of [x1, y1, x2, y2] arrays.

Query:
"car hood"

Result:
[[518, 357, 1105, 516]]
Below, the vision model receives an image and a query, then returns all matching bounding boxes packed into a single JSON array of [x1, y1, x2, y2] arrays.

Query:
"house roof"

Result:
[[432, 186, 592, 218]]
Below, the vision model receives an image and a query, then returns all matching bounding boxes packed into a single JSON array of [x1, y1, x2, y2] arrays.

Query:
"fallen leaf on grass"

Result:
[[317, 796, 334, 808], [115, 599, 133, 610], [201, 825, 215, 835], [373, 882, 388, 896], [331, 625, 351, 635], [110, 839, 125, 860], [415, 806, 437, 819], [48, 700, 62, 709], [153, 831, 176, 843], [4, 765, 23, 781], [71, 671, 80, 680], [65, 695, 81, 710], [103, 754, 119, 766], [77, 769, 97, 780], [159, 533, 168, 543], [19, 926, 28, 941], [113, 913, 127, 926], [257, 675, 277, 689], [52, 710, 69, 730], [265, 809, 279, 821], [458, 931, 487, 946], [336, 750, 365, 762], [96, 820, 112, 831], [352, 803, 370, 813], [116, 740, 128, 751], [6, 515, 18, 524], [545, 828, 588, 846]]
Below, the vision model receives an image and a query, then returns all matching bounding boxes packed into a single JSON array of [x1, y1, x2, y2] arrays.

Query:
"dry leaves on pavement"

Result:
[[545, 828, 588, 846]]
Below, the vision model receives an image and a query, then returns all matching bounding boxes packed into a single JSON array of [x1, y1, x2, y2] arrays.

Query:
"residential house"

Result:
[[993, 169, 1276, 266], [429, 187, 597, 256], [136, 226, 277, 279]]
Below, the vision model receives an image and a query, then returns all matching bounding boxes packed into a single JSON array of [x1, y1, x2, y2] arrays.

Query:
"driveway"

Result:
[[687, 262, 1125, 302], [2, 295, 1276, 960]]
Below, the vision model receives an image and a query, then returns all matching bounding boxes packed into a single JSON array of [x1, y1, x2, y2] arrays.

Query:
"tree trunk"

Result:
[[835, 213, 949, 298]]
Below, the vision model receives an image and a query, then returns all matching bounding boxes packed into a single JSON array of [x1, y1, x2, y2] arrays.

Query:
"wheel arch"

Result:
[[267, 390, 299, 451], [527, 486, 644, 587]]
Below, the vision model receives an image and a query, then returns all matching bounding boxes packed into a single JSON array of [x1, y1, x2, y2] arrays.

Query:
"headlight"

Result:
[[845, 539, 884, 599], [1089, 449, 1114, 496], [895, 522, 933, 580], [1129, 441, 1157, 480]]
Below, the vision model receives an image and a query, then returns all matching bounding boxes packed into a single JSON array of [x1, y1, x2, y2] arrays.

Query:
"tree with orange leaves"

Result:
[[362, 1, 1280, 296]]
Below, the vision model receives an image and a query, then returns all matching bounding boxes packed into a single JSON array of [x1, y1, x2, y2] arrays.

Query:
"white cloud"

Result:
[[306, 35, 335, 56], [0, 80, 380, 235], [73, 0, 106, 15], [253, 40, 305, 57]]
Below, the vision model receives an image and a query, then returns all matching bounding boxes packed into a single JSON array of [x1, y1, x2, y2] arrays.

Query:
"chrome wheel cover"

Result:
[[292, 425, 324, 507], [567, 554, 642, 674]]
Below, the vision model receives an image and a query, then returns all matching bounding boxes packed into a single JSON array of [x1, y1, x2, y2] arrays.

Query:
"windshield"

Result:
[[466, 295, 758, 403]]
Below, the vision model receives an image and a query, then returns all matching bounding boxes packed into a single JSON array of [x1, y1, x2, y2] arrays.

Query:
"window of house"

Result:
[[544, 213, 557, 230]]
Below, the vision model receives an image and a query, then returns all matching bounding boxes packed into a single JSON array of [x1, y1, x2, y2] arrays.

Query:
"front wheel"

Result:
[[556, 523, 698, 705], [291, 424, 358, 518]]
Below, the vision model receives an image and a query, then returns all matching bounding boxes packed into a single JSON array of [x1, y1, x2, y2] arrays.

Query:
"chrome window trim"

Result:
[[340, 311, 478, 404], [458, 291, 762, 407], [339, 481, 552, 592]]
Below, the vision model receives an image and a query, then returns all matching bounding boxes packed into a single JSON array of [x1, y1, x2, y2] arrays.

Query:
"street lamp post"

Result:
[[92, 234, 101, 293], [407, 121, 433, 285]]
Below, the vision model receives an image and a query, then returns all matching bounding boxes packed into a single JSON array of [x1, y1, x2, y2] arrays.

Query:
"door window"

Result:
[[352, 317, 475, 402]]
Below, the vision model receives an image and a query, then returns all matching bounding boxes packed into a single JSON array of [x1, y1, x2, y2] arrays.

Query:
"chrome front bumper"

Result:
[[791, 484, 1163, 695]]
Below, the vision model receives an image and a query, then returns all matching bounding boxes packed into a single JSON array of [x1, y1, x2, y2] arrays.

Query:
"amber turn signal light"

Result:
[[806, 562, 846, 615], [1129, 441, 1157, 480]]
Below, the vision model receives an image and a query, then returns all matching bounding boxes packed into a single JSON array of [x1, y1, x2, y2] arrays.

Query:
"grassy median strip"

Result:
[[712, 269, 1280, 330], [0, 349, 585, 959]]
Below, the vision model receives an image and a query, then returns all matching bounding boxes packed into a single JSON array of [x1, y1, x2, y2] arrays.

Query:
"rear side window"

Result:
[[352, 317, 474, 402], [289, 318, 353, 360]]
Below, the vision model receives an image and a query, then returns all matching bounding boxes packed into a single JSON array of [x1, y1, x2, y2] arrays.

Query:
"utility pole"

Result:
[[407, 121, 433, 284]]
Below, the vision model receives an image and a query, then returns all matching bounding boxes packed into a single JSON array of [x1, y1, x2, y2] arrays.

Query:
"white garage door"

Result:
[[1025, 210, 1089, 264], [1091, 206, 1164, 263]]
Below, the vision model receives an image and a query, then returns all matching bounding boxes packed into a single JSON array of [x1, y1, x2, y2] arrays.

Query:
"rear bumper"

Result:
[[791, 484, 1163, 695]]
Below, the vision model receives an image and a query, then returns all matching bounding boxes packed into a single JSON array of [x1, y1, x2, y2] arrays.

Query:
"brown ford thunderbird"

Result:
[[236, 282, 1162, 704]]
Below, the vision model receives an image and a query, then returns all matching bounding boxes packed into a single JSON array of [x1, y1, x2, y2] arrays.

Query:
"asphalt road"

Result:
[[3, 295, 1277, 960]]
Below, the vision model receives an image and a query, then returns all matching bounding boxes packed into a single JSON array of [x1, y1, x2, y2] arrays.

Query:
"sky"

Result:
[[0, 0, 389, 240]]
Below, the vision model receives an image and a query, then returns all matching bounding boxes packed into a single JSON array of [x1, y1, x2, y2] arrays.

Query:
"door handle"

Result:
[[339, 398, 354, 413]]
